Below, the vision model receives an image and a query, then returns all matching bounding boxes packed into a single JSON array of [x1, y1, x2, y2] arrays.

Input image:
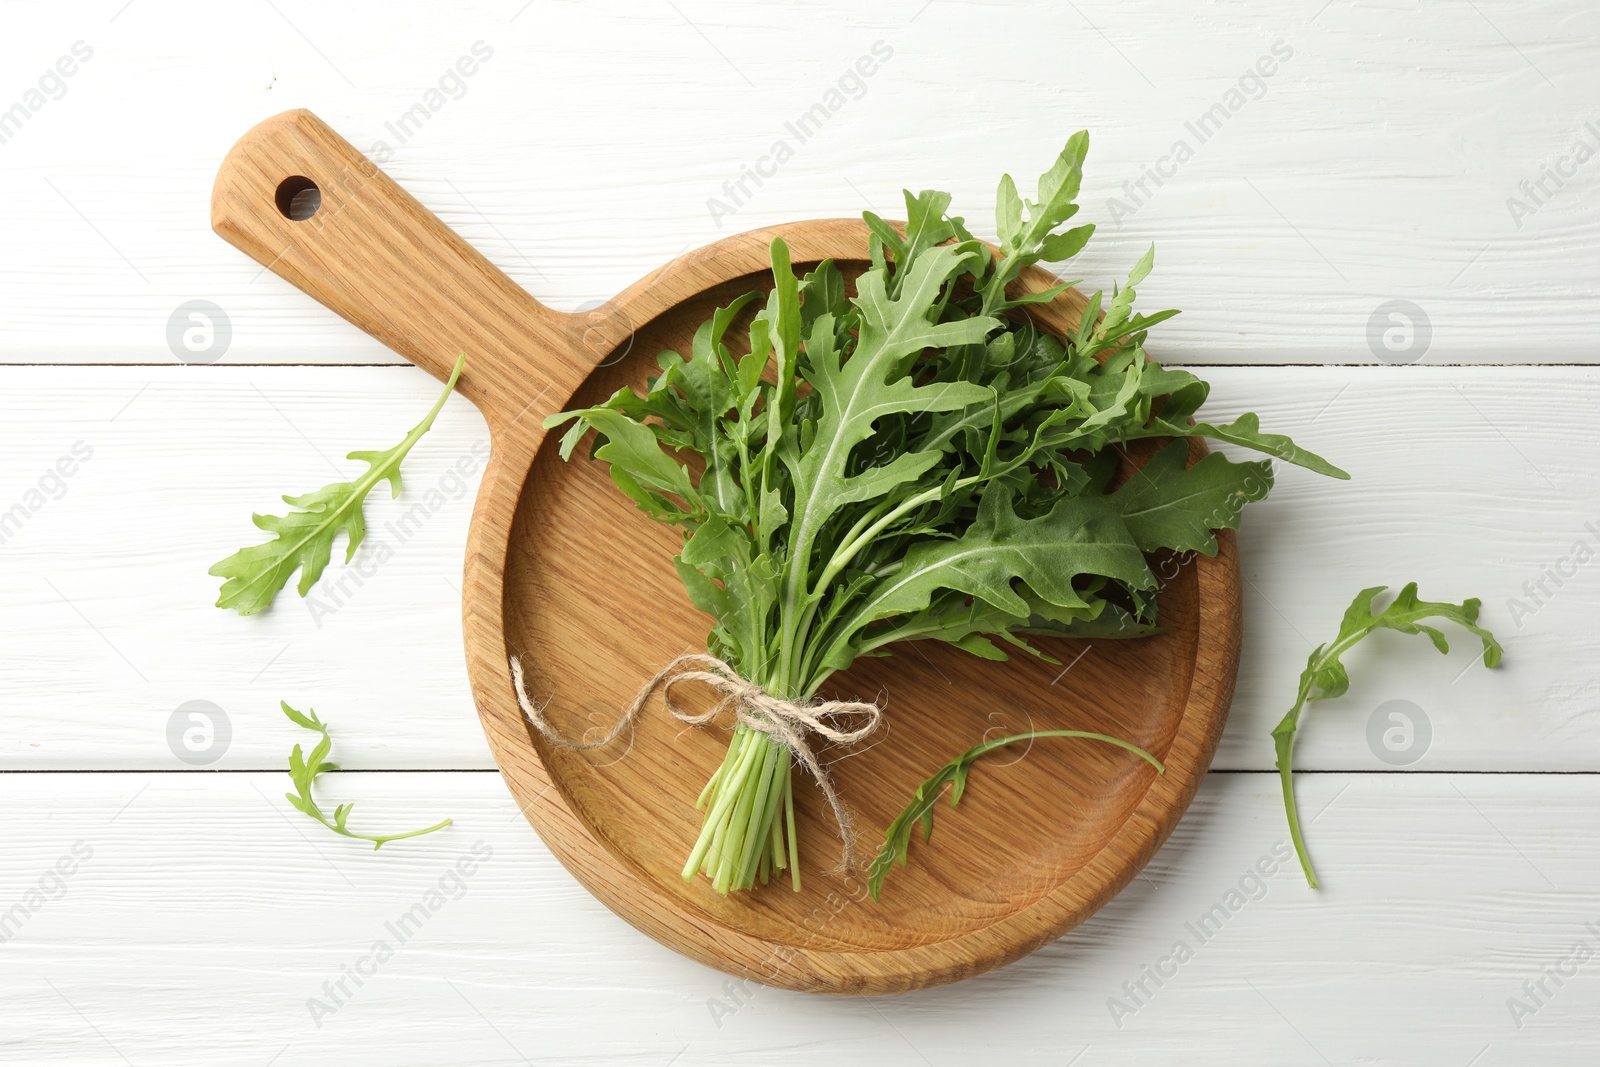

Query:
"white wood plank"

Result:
[[0, 770, 1594, 1065], [0, 1, 1596, 364], [0, 365, 493, 772], [1209, 364, 1588, 774], [0, 363, 1592, 772]]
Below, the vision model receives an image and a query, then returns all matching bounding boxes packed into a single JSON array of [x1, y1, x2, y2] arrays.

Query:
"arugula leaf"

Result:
[[281, 702, 452, 849], [1112, 441, 1274, 554], [547, 132, 1346, 892], [815, 484, 1154, 672], [1271, 584, 1503, 887], [1146, 411, 1350, 480], [868, 729, 1165, 900], [210, 355, 467, 614]]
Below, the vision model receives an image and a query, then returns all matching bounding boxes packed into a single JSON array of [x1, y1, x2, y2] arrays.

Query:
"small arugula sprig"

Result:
[[868, 729, 1166, 900], [1272, 583, 1503, 888], [210, 355, 466, 615], [281, 702, 452, 849]]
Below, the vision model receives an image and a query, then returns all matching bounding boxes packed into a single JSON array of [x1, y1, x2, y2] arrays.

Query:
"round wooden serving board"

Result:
[[211, 110, 1241, 994]]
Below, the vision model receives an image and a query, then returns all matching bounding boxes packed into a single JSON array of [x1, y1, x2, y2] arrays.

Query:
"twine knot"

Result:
[[509, 652, 883, 872]]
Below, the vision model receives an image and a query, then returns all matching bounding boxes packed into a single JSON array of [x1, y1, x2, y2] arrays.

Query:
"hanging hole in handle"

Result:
[[274, 176, 322, 221]]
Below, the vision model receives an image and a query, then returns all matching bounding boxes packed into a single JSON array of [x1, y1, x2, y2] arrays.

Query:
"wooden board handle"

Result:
[[211, 108, 590, 440]]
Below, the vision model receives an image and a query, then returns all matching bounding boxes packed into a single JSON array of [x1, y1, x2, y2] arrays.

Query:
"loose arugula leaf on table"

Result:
[[281, 702, 452, 849], [209, 355, 466, 615], [1271, 584, 1503, 888], [868, 730, 1166, 900], [546, 131, 1347, 892]]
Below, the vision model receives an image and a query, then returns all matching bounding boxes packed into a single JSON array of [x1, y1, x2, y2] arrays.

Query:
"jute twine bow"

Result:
[[508, 652, 883, 872]]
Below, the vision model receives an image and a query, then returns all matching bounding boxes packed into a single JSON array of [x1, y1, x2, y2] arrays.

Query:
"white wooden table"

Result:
[[3, 1, 1596, 1062]]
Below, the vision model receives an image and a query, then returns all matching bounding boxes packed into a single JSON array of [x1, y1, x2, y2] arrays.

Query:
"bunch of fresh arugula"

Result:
[[548, 132, 1347, 894]]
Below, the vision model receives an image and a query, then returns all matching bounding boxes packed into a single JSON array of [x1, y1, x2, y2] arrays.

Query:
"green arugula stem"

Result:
[[684, 725, 798, 892], [967, 729, 1164, 771], [817, 476, 974, 592], [309, 811, 454, 848], [1272, 698, 1320, 887], [314, 352, 466, 534], [1271, 631, 1361, 889], [795, 468, 1010, 691]]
